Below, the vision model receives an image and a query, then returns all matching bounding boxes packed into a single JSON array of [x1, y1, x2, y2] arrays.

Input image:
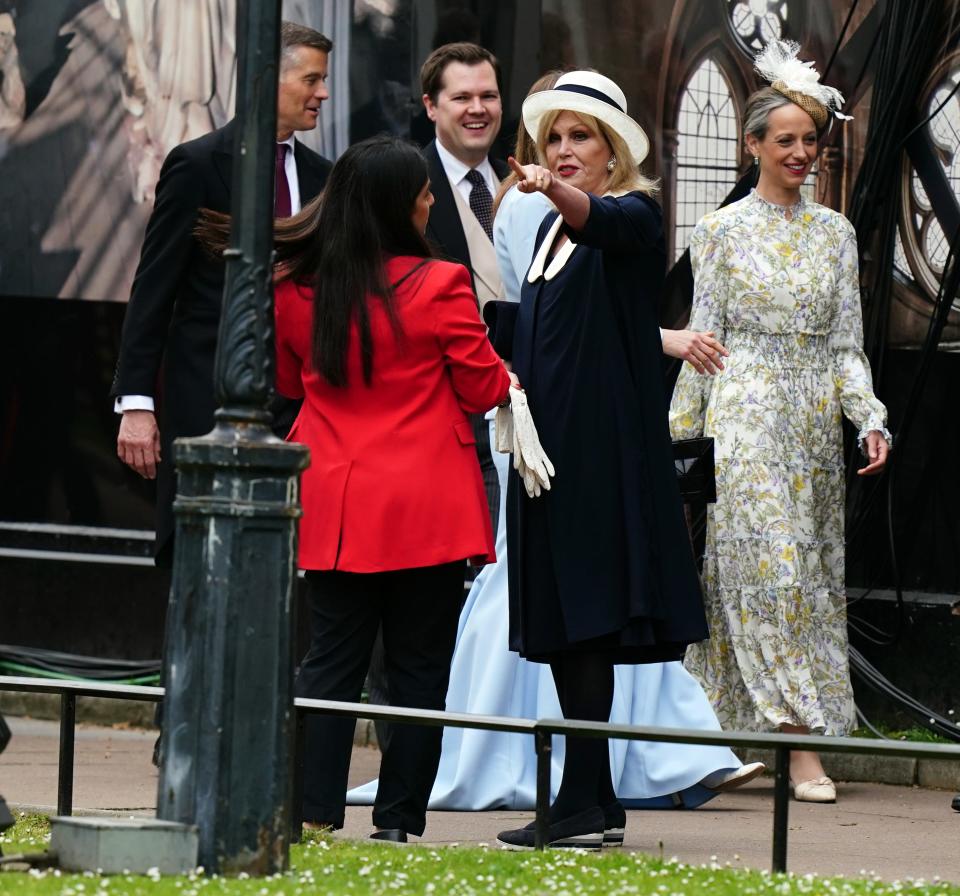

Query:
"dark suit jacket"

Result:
[[423, 140, 508, 285], [422, 140, 508, 544], [111, 119, 332, 560]]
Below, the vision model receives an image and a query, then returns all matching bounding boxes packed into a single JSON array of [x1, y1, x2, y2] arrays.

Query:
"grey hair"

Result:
[[742, 86, 795, 140], [280, 21, 333, 71]]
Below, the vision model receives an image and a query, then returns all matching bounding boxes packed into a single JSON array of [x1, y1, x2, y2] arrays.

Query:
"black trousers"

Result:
[[296, 562, 463, 835], [471, 411, 499, 537]]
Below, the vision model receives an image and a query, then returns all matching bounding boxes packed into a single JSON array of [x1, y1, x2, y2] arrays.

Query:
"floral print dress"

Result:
[[669, 190, 891, 735]]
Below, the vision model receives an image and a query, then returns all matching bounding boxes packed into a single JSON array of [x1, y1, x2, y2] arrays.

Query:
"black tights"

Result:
[[549, 651, 616, 820]]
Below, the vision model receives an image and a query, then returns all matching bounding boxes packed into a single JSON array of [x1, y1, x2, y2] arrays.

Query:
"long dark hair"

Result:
[[306, 136, 434, 386], [195, 135, 434, 387]]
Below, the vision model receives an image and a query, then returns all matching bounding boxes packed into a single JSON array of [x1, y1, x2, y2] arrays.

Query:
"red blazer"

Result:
[[275, 256, 511, 572]]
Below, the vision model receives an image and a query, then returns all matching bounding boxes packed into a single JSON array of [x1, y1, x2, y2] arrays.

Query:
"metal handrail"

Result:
[[3, 674, 960, 872]]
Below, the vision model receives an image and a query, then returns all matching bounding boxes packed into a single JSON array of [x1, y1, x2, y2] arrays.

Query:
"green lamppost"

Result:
[[155, 0, 308, 875]]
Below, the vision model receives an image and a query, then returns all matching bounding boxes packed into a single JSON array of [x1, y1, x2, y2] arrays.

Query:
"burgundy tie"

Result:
[[275, 143, 292, 218]]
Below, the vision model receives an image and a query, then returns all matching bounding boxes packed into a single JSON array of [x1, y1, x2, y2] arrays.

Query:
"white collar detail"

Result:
[[526, 213, 578, 283]]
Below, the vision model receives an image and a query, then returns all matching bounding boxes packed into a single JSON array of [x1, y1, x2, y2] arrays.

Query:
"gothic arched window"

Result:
[[729, 0, 789, 51], [674, 58, 741, 260], [900, 59, 960, 298]]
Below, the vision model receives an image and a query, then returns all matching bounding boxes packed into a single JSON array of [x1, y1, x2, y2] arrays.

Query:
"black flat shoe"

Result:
[[497, 807, 604, 850], [370, 829, 408, 844], [952, 794, 960, 812], [600, 800, 626, 847]]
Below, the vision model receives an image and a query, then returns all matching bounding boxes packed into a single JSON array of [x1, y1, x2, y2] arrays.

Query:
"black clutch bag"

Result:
[[673, 437, 716, 503]]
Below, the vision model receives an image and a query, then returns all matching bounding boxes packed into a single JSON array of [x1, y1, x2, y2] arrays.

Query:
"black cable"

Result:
[[850, 221, 960, 643], [855, 704, 890, 740], [0, 645, 160, 684], [897, 77, 960, 154], [821, 0, 861, 84], [850, 647, 960, 742]]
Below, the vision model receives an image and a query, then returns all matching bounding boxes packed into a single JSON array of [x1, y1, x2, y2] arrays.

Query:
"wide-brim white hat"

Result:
[[521, 70, 650, 165]]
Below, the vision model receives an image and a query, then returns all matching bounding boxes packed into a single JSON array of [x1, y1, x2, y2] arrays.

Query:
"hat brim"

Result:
[[522, 89, 650, 165]]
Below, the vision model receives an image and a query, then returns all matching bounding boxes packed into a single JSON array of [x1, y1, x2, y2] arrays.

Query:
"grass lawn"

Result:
[[1, 814, 957, 896], [848, 726, 956, 744]]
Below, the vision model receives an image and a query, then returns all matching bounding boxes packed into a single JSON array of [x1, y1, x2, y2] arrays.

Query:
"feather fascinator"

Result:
[[754, 39, 853, 127]]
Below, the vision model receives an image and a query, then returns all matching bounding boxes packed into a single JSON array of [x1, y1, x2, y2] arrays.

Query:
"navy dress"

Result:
[[506, 191, 708, 663]]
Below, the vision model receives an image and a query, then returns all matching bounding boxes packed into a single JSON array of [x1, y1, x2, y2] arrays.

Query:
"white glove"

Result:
[[516, 455, 543, 498], [507, 387, 555, 498], [495, 402, 514, 454]]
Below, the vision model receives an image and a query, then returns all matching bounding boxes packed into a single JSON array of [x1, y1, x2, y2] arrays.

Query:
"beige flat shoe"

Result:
[[792, 776, 836, 803]]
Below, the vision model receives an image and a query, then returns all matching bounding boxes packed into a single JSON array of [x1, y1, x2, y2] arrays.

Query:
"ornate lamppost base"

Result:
[[157, 419, 308, 875]]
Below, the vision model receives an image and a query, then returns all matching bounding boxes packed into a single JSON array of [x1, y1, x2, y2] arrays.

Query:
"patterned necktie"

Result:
[[275, 143, 292, 218], [465, 168, 494, 241]]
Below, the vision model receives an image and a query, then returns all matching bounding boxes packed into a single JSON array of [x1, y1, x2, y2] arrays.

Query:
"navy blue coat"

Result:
[[506, 191, 708, 663]]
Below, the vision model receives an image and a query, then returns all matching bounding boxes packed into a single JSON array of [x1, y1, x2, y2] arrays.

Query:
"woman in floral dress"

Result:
[[669, 40, 891, 803]]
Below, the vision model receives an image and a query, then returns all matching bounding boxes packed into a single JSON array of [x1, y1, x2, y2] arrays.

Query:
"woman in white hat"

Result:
[[347, 73, 764, 827], [495, 71, 710, 849], [670, 41, 890, 804]]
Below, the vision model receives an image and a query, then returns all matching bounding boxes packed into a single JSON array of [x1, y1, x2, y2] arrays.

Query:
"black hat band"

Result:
[[555, 83, 625, 113]]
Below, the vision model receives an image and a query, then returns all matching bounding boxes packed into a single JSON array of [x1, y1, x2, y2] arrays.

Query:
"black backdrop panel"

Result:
[[0, 295, 155, 530], [846, 349, 960, 594]]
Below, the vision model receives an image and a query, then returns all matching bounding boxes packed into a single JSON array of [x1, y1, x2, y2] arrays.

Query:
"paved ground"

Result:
[[2, 716, 958, 882]]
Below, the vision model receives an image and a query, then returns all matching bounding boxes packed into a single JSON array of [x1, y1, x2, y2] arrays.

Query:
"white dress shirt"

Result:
[[434, 138, 498, 207]]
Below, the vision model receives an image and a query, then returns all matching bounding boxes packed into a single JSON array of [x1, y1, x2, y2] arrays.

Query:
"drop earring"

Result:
[[752, 155, 759, 168], [607, 156, 616, 172]]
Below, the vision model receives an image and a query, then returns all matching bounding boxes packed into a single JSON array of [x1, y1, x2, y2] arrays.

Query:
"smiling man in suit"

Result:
[[112, 21, 334, 566], [421, 42, 506, 533], [421, 42, 505, 310]]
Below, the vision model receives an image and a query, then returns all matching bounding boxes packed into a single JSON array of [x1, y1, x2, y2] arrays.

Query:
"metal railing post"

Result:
[[772, 745, 790, 873], [57, 691, 76, 817], [534, 727, 551, 850], [290, 708, 306, 843]]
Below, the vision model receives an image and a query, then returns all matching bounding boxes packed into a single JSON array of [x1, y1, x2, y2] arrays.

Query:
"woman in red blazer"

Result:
[[272, 135, 512, 843]]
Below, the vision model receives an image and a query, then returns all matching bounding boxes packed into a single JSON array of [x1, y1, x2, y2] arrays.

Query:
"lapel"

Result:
[[449, 174, 503, 306], [294, 140, 327, 204], [424, 140, 471, 269], [526, 213, 578, 283], [210, 123, 329, 209], [210, 119, 237, 199]]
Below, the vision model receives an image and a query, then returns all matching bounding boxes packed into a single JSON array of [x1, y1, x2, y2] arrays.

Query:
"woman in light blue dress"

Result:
[[349, 74, 762, 813]]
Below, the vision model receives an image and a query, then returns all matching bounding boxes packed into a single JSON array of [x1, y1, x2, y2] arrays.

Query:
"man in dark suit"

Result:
[[420, 42, 507, 533], [362, 43, 508, 749], [112, 21, 334, 566]]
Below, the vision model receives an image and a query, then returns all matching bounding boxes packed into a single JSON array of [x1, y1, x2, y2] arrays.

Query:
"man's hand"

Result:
[[117, 410, 161, 479], [662, 329, 729, 375]]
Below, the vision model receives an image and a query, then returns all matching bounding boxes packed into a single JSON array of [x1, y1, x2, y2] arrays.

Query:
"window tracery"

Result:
[[674, 57, 741, 260], [900, 62, 960, 299], [728, 0, 789, 51]]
